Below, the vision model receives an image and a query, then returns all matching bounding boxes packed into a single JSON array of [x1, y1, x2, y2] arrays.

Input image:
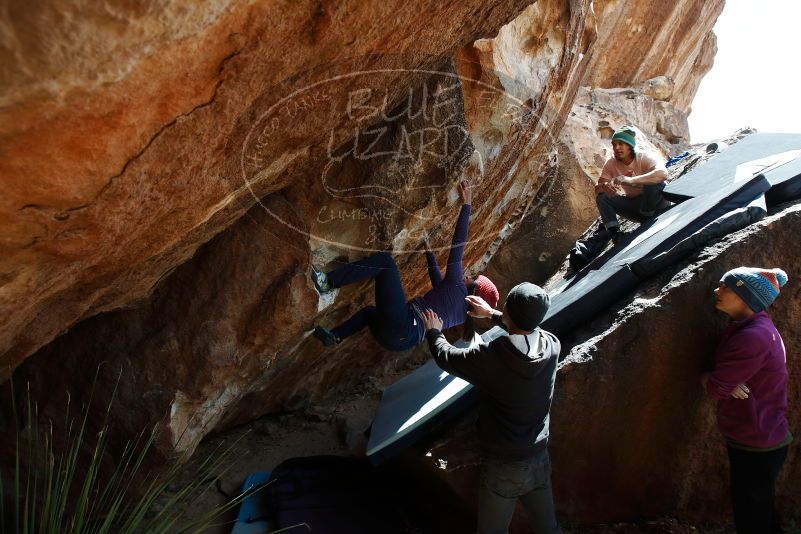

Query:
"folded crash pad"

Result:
[[366, 327, 507, 464], [541, 173, 770, 337], [244, 456, 417, 533], [632, 195, 767, 279], [664, 133, 801, 206], [232, 471, 273, 534]]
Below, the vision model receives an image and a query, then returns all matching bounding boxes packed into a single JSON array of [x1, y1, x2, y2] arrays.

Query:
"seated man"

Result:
[[595, 126, 670, 241]]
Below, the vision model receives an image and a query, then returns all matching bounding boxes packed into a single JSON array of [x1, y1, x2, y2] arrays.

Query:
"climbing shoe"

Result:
[[313, 326, 340, 347], [311, 266, 332, 294]]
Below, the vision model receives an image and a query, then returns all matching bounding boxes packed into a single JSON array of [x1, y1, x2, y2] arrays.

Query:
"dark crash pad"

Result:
[[234, 456, 421, 534], [366, 327, 506, 464], [632, 195, 767, 279], [541, 174, 769, 337], [664, 133, 801, 206]]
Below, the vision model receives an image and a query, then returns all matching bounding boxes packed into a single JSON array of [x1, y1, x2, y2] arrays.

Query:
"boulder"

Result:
[[0, 0, 538, 380], [4, 0, 597, 457], [585, 0, 725, 113]]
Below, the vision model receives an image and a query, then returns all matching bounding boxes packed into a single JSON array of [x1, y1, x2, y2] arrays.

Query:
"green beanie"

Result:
[[612, 126, 637, 149]]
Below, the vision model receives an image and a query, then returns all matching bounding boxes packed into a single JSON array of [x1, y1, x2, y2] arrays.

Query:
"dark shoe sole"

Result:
[[313, 326, 339, 347]]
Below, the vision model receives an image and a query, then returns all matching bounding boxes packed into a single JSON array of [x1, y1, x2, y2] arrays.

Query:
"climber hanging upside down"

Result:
[[311, 179, 499, 351]]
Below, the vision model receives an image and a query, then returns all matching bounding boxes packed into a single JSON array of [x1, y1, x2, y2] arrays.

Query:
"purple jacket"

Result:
[[410, 204, 471, 337], [706, 311, 789, 448]]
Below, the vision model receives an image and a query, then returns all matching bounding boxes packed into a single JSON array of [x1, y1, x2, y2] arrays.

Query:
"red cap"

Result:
[[473, 275, 499, 309]]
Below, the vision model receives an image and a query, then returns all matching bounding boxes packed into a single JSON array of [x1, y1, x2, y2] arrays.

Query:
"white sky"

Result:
[[688, 0, 801, 143]]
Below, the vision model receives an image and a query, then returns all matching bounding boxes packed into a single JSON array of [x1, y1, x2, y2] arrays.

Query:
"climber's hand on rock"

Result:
[[465, 295, 494, 319], [459, 179, 472, 205], [421, 231, 432, 253], [423, 309, 443, 331]]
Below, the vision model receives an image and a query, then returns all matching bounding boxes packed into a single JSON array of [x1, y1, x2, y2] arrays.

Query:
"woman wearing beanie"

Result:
[[310, 179, 499, 351], [702, 267, 791, 533]]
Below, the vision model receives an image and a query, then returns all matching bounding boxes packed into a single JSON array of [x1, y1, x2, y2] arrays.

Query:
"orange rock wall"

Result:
[[585, 0, 724, 113], [0, 0, 535, 378], [2, 0, 599, 457], [2, 0, 725, 477]]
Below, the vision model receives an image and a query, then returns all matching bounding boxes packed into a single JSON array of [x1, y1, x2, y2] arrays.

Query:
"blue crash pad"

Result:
[[366, 327, 506, 464], [237, 456, 418, 533], [232, 471, 273, 534], [664, 133, 801, 206]]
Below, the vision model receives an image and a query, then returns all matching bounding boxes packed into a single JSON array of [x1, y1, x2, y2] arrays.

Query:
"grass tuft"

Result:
[[1, 368, 263, 534]]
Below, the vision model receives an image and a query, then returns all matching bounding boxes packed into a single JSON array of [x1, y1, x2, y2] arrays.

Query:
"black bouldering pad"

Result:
[[366, 327, 506, 464], [764, 153, 801, 206], [541, 173, 770, 338], [256, 456, 418, 533], [632, 195, 767, 279], [664, 133, 801, 206]]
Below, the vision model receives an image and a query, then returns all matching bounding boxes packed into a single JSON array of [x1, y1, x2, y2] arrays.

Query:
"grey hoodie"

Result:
[[426, 325, 560, 460]]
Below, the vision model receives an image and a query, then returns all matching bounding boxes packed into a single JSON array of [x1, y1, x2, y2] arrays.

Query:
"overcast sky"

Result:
[[688, 0, 801, 143]]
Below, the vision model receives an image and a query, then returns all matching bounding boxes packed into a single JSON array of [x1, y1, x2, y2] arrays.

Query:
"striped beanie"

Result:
[[721, 267, 788, 313], [473, 275, 499, 309]]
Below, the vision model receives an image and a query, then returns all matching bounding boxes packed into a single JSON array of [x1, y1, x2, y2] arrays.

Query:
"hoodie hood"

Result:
[[508, 330, 542, 358], [503, 328, 559, 377]]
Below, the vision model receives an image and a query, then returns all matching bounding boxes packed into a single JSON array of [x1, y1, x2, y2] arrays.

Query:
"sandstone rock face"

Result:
[[585, 0, 725, 114], [2, 0, 746, 526], [573, 83, 690, 151], [4, 0, 598, 457], [0, 0, 536, 380]]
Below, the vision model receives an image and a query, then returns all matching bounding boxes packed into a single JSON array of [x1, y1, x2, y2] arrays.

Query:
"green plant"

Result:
[[0, 370, 258, 534]]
